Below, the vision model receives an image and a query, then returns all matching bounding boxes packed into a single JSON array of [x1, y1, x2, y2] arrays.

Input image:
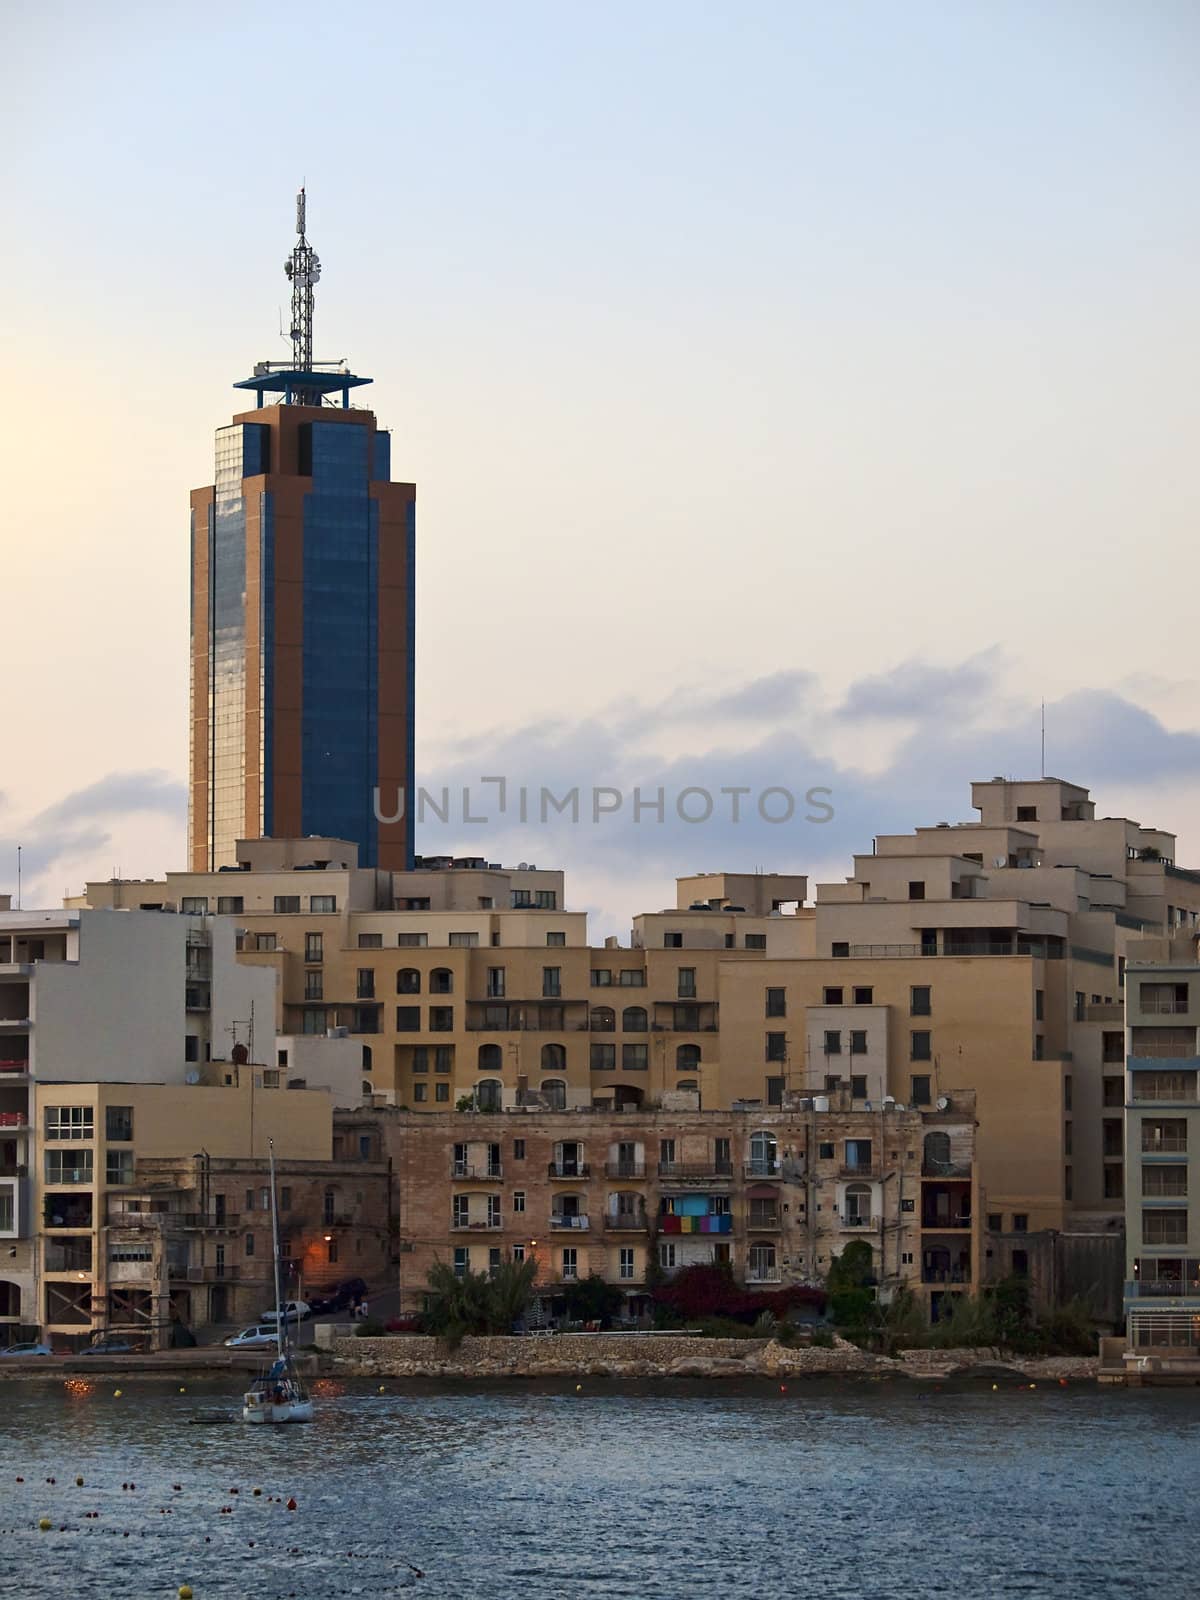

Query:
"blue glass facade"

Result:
[[301, 422, 379, 862], [371, 430, 391, 482]]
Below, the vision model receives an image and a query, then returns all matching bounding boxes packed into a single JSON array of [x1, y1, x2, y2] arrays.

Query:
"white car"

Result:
[[261, 1301, 311, 1325], [224, 1325, 279, 1349]]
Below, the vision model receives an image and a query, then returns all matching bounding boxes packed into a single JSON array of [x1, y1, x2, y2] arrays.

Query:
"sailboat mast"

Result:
[[269, 1138, 284, 1358]]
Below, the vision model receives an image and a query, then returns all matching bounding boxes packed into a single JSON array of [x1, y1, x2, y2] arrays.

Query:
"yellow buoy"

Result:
[[179, 1586, 194, 1599], [575, 1385, 582, 1393], [114, 1389, 122, 1397], [179, 1386, 187, 1393], [992, 1384, 998, 1391], [38, 1518, 52, 1532]]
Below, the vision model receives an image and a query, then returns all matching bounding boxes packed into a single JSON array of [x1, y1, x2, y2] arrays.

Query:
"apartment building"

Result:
[[1122, 950, 1200, 1365], [383, 1094, 978, 1324]]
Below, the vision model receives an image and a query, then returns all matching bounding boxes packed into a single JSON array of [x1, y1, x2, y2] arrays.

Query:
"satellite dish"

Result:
[[185, 1070, 200, 1085], [993, 856, 1006, 868], [936, 1095, 950, 1111]]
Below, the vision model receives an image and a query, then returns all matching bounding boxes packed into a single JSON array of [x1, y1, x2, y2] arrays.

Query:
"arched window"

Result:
[[748, 1131, 778, 1177], [676, 1079, 699, 1094], [748, 1242, 777, 1281], [541, 1042, 566, 1073], [397, 968, 421, 994], [430, 968, 453, 994], [0, 1281, 21, 1318], [478, 1043, 502, 1073], [621, 1006, 648, 1033], [541, 1079, 566, 1110], [676, 1044, 701, 1071], [590, 1006, 615, 1032], [362, 1044, 373, 1070], [476, 1079, 502, 1112], [923, 1131, 951, 1171], [323, 1188, 335, 1225], [362, 1079, 374, 1099], [844, 1183, 871, 1225]]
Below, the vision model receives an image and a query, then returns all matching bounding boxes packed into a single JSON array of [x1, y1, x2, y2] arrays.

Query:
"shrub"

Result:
[[355, 1318, 387, 1337], [422, 1253, 539, 1346], [652, 1263, 825, 1326]]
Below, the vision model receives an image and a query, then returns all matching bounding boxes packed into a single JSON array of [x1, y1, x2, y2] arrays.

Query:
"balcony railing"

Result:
[[922, 1269, 972, 1284], [0, 1111, 28, 1127], [921, 1215, 972, 1230], [604, 1212, 649, 1232], [660, 1162, 734, 1182], [1142, 1138, 1188, 1154], [922, 1162, 972, 1179], [605, 1161, 646, 1179], [550, 1215, 590, 1230], [747, 1213, 782, 1232], [451, 1164, 503, 1180], [743, 1163, 782, 1180], [746, 1268, 782, 1283], [450, 1219, 502, 1231], [1130, 1083, 1197, 1103], [0, 1162, 27, 1178], [547, 1163, 590, 1179], [839, 1164, 880, 1180], [177, 1212, 243, 1230], [841, 1213, 881, 1229], [1125, 1279, 1200, 1299], [1139, 999, 1191, 1015]]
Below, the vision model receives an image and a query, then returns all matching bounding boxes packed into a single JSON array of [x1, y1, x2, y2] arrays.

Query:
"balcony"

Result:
[[1142, 1138, 1187, 1155], [1139, 999, 1192, 1016], [839, 1164, 880, 1181], [0, 1111, 28, 1129], [922, 1161, 972, 1178], [747, 1212, 782, 1233], [605, 1161, 646, 1179], [179, 1263, 244, 1282], [659, 1212, 732, 1235], [44, 1242, 93, 1273], [1129, 1082, 1197, 1104], [451, 1164, 503, 1181], [604, 1212, 649, 1233], [743, 1163, 781, 1180], [922, 1210, 972, 1230], [840, 1213, 882, 1230], [547, 1163, 590, 1179], [550, 1214, 590, 1231], [746, 1268, 782, 1284], [922, 1267, 972, 1285], [450, 1219, 502, 1232], [43, 1199, 93, 1229], [0, 1162, 27, 1179], [1125, 1279, 1200, 1299]]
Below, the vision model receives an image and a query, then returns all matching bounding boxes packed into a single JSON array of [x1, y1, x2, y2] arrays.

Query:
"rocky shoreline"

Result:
[[330, 1332, 1099, 1383]]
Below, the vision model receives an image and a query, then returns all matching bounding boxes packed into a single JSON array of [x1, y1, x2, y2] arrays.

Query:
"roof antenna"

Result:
[[1040, 699, 1046, 779], [283, 187, 321, 393]]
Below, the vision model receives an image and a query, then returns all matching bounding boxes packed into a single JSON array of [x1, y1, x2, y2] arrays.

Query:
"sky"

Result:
[[1, 1, 1198, 930]]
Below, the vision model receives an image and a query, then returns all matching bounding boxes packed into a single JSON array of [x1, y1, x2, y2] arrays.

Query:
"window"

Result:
[[398, 932, 428, 948], [619, 1247, 635, 1280], [105, 1106, 133, 1142], [180, 896, 208, 914], [618, 970, 646, 987], [910, 1031, 932, 1062], [660, 1139, 676, 1168], [244, 1231, 255, 1258], [749, 1131, 778, 1176], [591, 1043, 616, 1071], [541, 1079, 566, 1110], [766, 1033, 787, 1062], [488, 1247, 502, 1273], [547, 931, 566, 947], [1064, 1122, 1073, 1156], [677, 1044, 701, 1072], [832, 942, 849, 959], [1035, 989, 1044, 1022], [823, 987, 843, 1006], [448, 933, 478, 949], [853, 987, 873, 1005], [748, 1242, 777, 1280], [453, 1247, 468, 1279], [745, 933, 767, 951], [766, 988, 786, 1018], [412, 1047, 429, 1074], [45, 1106, 94, 1141], [395, 1007, 420, 1031], [280, 1187, 292, 1210], [664, 932, 683, 949], [245, 1190, 254, 1210], [1102, 1077, 1123, 1108], [304, 970, 324, 1001], [677, 968, 697, 998], [910, 1075, 931, 1106], [430, 969, 453, 994], [274, 896, 300, 914], [1074, 991, 1086, 1023], [592, 970, 612, 987], [310, 894, 336, 914], [252, 933, 278, 952], [1011, 1249, 1029, 1276], [1016, 805, 1037, 822], [986, 1212, 1002, 1231], [435, 1046, 452, 1073], [1103, 1165, 1123, 1199], [659, 1242, 677, 1269], [513, 1139, 526, 1161], [429, 1007, 454, 1032], [910, 986, 931, 1017], [561, 1247, 578, 1280], [1102, 1032, 1124, 1065], [476, 1080, 502, 1112], [622, 1007, 648, 1033], [413, 1082, 428, 1102], [45, 1148, 93, 1184], [1034, 1035, 1045, 1060], [535, 890, 557, 910], [217, 895, 243, 915], [357, 969, 375, 999], [766, 1075, 785, 1106], [850, 1075, 867, 1099], [823, 1030, 841, 1056], [435, 1082, 449, 1102], [512, 1245, 526, 1262], [513, 1191, 526, 1214], [818, 1142, 834, 1160], [397, 969, 422, 994], [623, 1044, 648, 1071], [844, 1139, 872, 1171], [908, 881, 925, 900], [1064, 1076, 1072, 1112], [543, 967, 562, 998], [358, 932, 383, 949], [105, 1151, 134, 1185], [1143, 1210, 1187, 1246], [849, 1030, 867, 1055], [1012, 1213, 1028, 1234]]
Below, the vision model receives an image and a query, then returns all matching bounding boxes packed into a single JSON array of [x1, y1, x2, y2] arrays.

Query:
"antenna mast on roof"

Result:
[[284, 188, 321, 381], [1040, 699, 1046, 779]]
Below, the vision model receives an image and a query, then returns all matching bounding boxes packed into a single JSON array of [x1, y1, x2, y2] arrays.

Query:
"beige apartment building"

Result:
[[381, 1093, 979, 1324], [65, 773, 1200, 1319], [1121, 946, 1200, 1367]]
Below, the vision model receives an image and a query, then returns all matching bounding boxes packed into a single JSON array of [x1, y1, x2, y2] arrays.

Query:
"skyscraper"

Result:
[[189, 192, 414, 871]]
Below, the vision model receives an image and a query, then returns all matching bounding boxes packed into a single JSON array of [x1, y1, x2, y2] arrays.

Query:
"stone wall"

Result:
[[328, 1332, 1098, 1381]]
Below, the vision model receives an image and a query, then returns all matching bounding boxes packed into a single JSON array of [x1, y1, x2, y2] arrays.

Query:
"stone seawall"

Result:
[[329, 1334, 1099, 1382]]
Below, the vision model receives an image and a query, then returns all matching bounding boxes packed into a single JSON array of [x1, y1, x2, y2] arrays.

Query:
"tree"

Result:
[[422, 1253, 538, 1345], [561, 1272, 623, 1327], [826, 1240, 880, 1333]]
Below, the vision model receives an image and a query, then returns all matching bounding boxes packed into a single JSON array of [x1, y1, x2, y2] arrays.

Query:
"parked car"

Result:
[[330, 1278, 368, 1311], [261, 1300, 311, 1325], [79, 1337, 137, 1356], [224, 1324, 279, 1349], [0, 1341, 53, 1357]]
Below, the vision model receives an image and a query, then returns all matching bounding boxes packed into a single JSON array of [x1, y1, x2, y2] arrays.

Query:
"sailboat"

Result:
[[241, 1139, 314, 1425]]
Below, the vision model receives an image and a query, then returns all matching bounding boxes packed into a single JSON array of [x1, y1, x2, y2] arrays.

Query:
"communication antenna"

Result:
[[1040, 699, 1046, 779], [283, 187, 322, 380]]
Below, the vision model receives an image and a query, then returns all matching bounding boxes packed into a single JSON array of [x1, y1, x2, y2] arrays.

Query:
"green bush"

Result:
[[422, 1254, 539, 1347], [355, 1318, 387, 1337], [809, 1329, 835, 1348]]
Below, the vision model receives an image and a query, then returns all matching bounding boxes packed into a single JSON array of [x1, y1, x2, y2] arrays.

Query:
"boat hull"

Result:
[[241, 1397, 314, 1424]]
